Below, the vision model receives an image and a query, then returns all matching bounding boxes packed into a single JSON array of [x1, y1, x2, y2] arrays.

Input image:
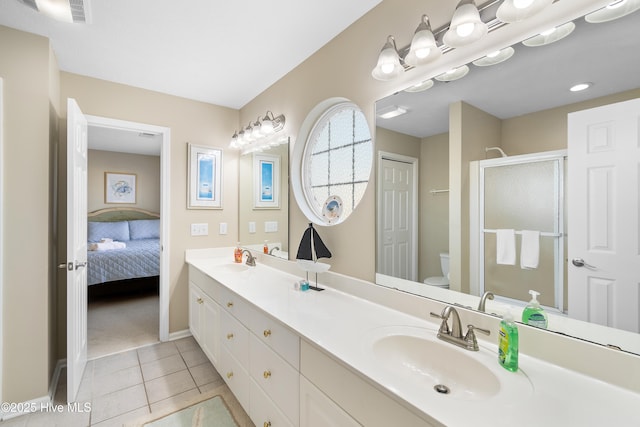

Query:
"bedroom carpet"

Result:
[[88, 290, 159, 359]]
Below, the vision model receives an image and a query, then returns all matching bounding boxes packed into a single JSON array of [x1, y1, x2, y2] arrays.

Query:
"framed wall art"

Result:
[[188, 143, 222, 209], [253, 153, 280, 209], [105, 172, 137, 204]]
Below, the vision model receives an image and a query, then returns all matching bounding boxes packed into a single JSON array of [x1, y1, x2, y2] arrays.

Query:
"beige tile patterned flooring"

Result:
[[0, 338, 253, 427]]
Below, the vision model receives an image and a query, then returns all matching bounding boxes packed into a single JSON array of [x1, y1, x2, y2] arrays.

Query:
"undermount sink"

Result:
[[364, 326, 533, 401], [219, 263, 251, 273]]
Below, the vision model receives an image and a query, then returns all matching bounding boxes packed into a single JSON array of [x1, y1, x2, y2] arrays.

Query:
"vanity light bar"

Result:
[[229, 111, 286, 151], [371, 0, 558, 81]]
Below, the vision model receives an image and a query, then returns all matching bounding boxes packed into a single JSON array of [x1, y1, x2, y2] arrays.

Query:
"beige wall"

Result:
[[420, 133, 449, 281], [57, 72, 239, 357], [450, 102, 501, 294], [502, 88, 640, 156], [0, 26, 57, 403], [88, 150, 161, 213], [238, 0, 488, 282]]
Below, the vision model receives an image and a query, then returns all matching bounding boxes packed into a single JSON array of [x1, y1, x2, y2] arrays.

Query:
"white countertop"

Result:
[[186, 253, 640, 426]]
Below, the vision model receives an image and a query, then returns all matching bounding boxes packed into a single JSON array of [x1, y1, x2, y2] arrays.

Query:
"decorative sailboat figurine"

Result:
[[296, 223, 332, 291]]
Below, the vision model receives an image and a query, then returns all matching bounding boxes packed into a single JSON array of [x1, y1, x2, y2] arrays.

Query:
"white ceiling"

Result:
[[87, 126, 162, 156], [0, 0, 382, 109]]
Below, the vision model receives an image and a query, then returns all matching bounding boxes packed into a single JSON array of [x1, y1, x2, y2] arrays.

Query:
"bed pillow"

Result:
[[129, 219, 160, 240], [87, 221, 130, 243]]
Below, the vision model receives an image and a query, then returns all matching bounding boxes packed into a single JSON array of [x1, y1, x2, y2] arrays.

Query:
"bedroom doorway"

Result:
[[78, 113, 170, 360]]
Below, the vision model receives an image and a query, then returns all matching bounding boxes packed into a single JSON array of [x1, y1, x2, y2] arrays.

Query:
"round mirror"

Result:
[[292, 98, 373, 225]]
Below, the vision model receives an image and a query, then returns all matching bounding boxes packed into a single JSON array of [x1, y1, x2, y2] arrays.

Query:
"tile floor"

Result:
[[0, 338, 253, 427]]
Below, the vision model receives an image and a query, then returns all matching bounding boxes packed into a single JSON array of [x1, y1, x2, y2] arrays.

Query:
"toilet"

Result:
[[424, 253, 450, 289]]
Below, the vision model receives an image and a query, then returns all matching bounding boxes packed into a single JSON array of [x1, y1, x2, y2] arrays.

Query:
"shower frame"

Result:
[[470, 149, 566, 312]]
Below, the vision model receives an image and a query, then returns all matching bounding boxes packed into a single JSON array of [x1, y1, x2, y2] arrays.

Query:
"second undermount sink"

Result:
[[364, 326, 533, 401], [218, 263, 251, 273]]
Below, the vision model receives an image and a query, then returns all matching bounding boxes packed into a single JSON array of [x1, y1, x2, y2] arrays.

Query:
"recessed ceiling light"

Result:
[[435, 65, 470, 82], [522, 21, 575, 47], [404, 79, 435, 93], [472, 47, 515, 67], [377, 105, 408, 119], [570, 82, 592, 92]]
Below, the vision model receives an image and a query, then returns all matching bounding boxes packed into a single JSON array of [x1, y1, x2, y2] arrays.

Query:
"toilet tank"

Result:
[[440, 253, 450, 276]]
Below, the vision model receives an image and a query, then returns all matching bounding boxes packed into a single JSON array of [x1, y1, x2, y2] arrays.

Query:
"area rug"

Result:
[[143, 395, 238, 427]]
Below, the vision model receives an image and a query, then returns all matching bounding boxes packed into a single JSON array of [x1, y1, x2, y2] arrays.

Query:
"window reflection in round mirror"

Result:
[[293, 98, 373, 226]]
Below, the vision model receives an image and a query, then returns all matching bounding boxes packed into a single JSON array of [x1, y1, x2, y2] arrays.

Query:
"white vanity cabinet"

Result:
[[188, 266, 221, 366], [300, 340, 438, 427], [188, 265, 301, 427]]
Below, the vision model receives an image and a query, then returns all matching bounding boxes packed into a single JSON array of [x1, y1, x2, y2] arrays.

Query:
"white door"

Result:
[[66, 98, 89, 402], [567, 98, 640, 333], [378, 155, 416, 281]]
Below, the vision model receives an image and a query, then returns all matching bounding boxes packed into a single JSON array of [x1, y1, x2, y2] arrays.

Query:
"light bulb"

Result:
[[540, 27, 556, 36], [486, 50, 501, 58], [513, 0, 534, 9], [456, 22, 475, 38]]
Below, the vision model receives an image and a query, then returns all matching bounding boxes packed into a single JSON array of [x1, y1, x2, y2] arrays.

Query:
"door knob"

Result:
[[75, 261, 87, 270], [572, 258, 596, 269]]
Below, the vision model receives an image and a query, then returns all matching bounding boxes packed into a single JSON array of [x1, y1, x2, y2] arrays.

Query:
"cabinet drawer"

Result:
[[250, 335, 299, 423], [220, 347, 250, 411], [189, 265, 222, 301], [220, 286, 251, 325], [250, 378, 296, 427], [250, 308, 300, 370], [220, 309, 249, 367]]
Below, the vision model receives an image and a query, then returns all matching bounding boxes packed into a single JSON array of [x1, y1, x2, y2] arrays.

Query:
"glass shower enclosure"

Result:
[[476, 151, 566, 312]]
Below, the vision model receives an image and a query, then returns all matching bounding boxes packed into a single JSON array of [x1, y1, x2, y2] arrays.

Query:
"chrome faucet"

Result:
[[269, 246, 280, 255], [478, 291, 494, 312], [242, 249, 256, 267], [430, 305, 490, 351]]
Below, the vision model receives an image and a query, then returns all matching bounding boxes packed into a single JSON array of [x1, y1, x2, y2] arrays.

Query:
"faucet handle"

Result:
[[464, 324, 491, 351], [429, 312, 450, 335]]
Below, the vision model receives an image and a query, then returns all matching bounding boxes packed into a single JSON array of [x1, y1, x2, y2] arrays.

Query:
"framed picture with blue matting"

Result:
[[253, 153, 280, 209], [188, 143, 222, 209]]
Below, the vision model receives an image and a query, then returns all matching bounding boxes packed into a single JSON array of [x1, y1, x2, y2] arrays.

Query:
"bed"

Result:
[[87, 208, 160, 287]]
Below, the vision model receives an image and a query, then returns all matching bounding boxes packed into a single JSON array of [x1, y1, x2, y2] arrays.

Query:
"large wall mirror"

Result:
[[238, 140, 289, 259], [375, 6, 640, 354]]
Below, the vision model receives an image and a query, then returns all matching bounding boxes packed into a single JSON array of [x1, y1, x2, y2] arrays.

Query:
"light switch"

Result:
[[249, 222, 256, 233], [191, 223, 208, 236], [265, 221, 278, 233], [219, 222, 228, 235]]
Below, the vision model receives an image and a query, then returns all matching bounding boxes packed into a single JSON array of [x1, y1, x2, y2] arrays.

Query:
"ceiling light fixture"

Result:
[[435, 65, 470, 82], [585, 0, 640, 23], [472, 46, 515, 66], [570, 82, 592, 92], [443, 0, 488, 48], [496, 0, 553, 23], [371, 36, 404, 81], [404, 15, 442, 67], [522, 21, 575, 47], [229, 111, 285, 152], [376, 105, 408, 119], [17, 0, 91, 23]]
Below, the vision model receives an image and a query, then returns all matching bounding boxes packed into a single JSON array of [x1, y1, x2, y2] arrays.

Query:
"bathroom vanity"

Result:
[[186, 249, 640, 426]]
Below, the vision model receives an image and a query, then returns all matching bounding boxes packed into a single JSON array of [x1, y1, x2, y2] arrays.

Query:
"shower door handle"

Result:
[[572, 258, 597, 269]]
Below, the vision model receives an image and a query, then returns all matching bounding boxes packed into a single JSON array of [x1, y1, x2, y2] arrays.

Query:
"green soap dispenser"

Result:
[[522, 290, 548, 329], [498, 311, 519, 372]]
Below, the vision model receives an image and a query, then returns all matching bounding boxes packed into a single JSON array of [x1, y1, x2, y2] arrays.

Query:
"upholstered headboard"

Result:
[[88, 207, 160, 222]]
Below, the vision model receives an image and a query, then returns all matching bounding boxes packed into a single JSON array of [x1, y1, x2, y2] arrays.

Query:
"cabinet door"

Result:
[[188, 284, 203, 343], [300, 376, 361, 427], [201, 292, 220, 367]]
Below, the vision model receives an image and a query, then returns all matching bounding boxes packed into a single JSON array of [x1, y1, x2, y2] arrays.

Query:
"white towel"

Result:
[[520, 230, 540, 269], [496, 229, 516, 265], [89, 241, 126, 251]]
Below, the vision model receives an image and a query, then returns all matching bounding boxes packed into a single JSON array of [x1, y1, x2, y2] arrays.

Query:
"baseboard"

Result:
[[168, 328, 192, 341], [49, 359, 66, 401], [0, 392, 51, 421]]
